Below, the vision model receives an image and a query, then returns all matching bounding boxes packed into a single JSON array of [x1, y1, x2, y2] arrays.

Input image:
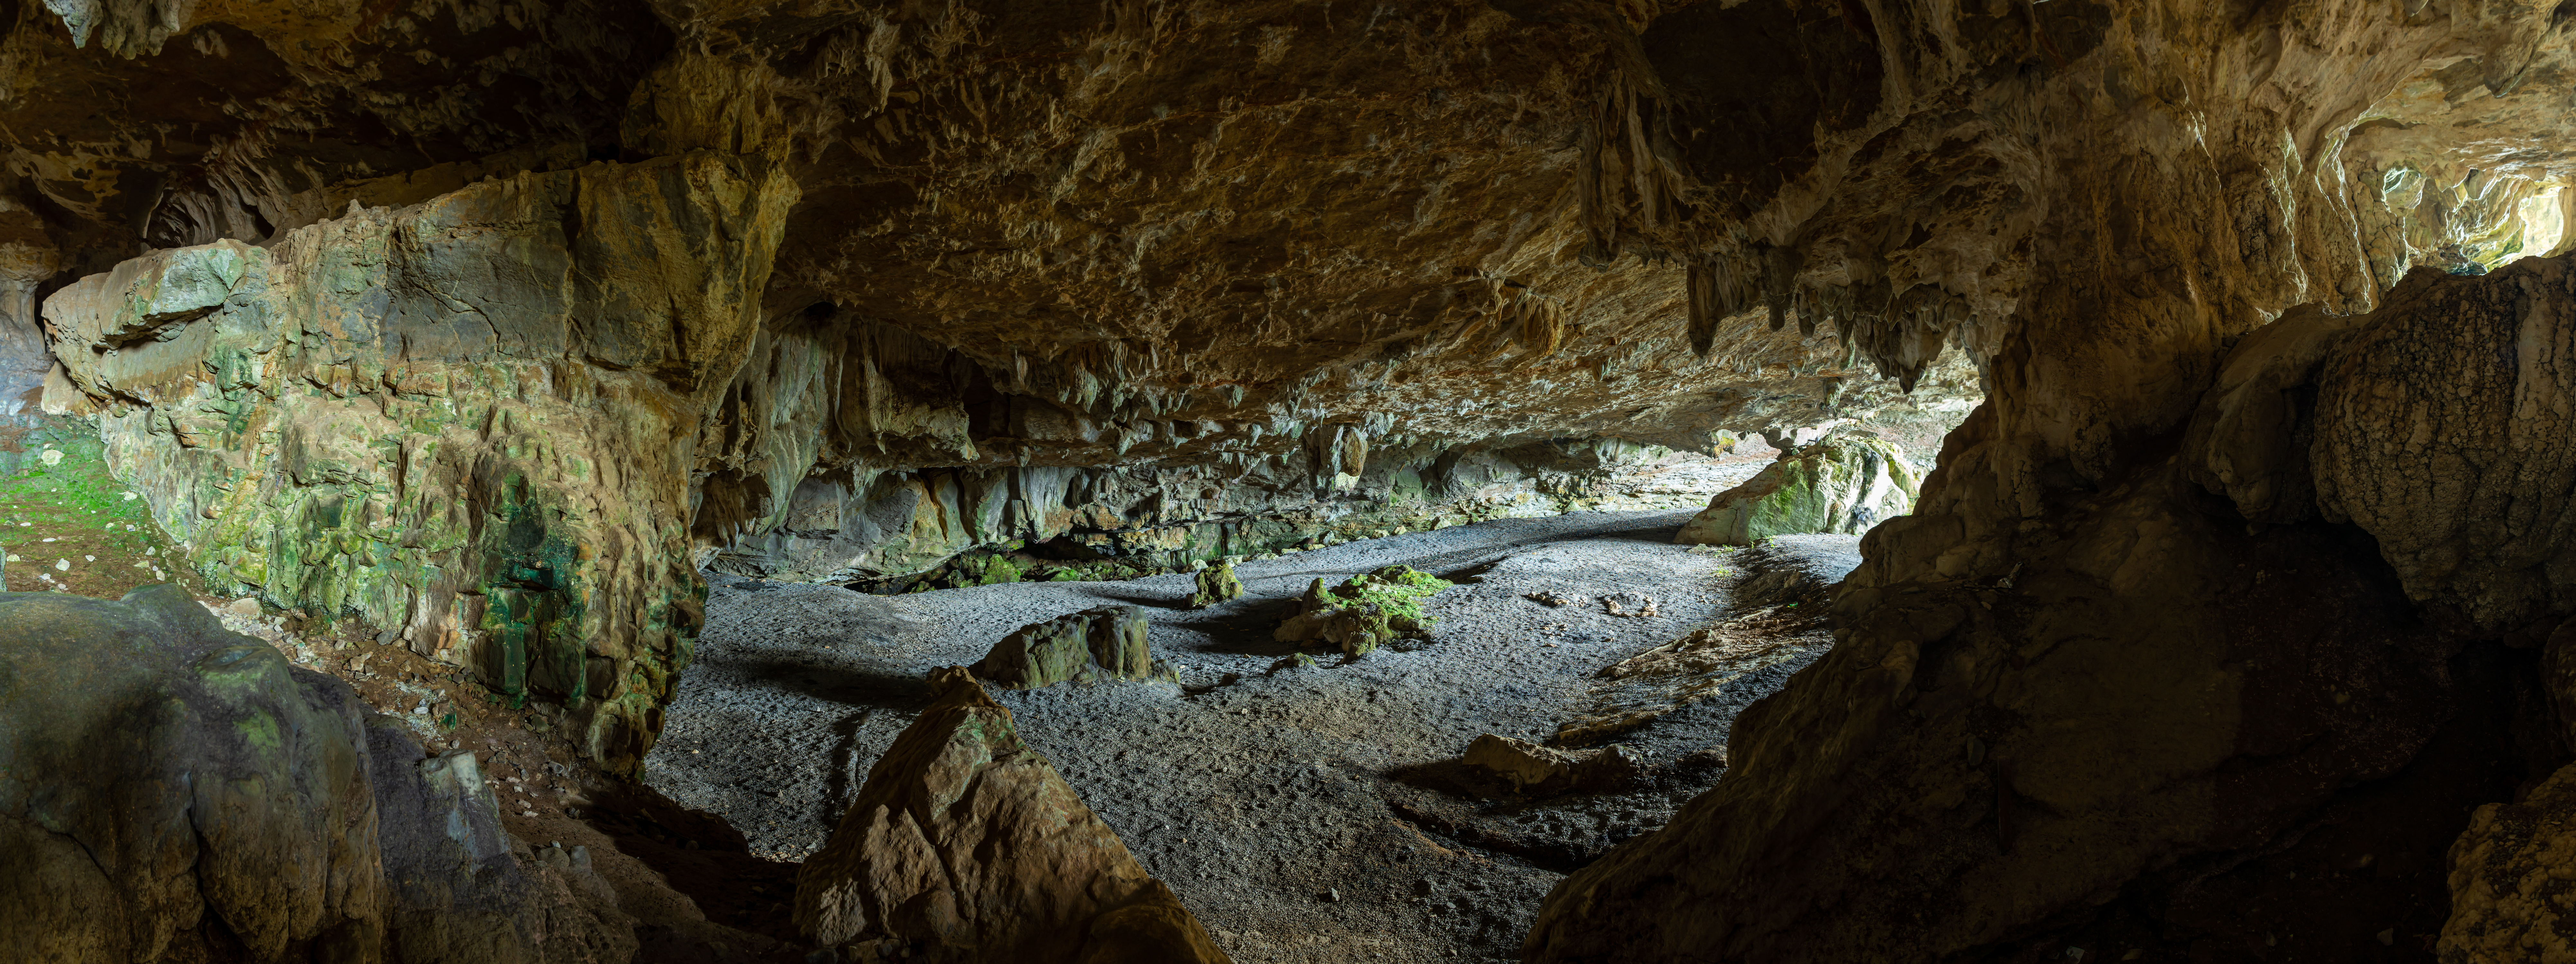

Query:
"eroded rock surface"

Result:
[[44, 153, 796, 772], [1674, 428, 1919, 546], [793, 666, 1227, 962], [0, 584, 637, 961]]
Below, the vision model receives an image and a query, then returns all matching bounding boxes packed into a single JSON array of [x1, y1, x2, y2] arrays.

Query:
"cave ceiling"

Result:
[[2, 0, 1990, 483]]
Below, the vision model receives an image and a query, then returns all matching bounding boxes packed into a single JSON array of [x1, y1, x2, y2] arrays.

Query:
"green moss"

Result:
[[1333, 564, 1452, 628]]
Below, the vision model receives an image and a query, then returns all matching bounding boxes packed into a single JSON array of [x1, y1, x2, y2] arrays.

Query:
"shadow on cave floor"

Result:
[[644, 507, 1826, 963]]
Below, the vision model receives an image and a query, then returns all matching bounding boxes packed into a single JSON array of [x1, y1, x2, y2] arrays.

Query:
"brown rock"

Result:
[[1461, 735, 1644, 797], [794, 667, 1228, 963]]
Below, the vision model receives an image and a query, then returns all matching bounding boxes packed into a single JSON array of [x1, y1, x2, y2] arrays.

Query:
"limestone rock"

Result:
[[43, 152, 798, 774], [970, 605, 1163, 690], [1188, 562, 1243, 608], [2443, 761, 2576, 963], [1674, 430, 1919, 546], [2307, 257, 2576, 632], [1461, 735, 1645, 797], [793, 667, 1229, 963], [0, 584, 633, 961], [1273, 566, 1452, 657]]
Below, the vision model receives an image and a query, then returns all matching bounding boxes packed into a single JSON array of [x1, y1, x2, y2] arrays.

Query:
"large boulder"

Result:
[[1674, 430, 1920, 546], [969, 605, 1166, 690], [793, 667, 1229, 963], [0, 585, 632, 961]]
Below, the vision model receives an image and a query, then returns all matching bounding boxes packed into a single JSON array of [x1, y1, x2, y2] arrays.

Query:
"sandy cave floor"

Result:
[[646, 507, 1845, 963]]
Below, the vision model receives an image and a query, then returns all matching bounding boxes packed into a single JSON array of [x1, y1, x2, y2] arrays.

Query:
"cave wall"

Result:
[[44, 153, 795, 771], [1524, 0, 2576, 960]]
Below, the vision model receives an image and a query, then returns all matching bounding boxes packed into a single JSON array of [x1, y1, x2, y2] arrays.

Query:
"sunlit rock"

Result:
[[1673, 430, 1919, 546]]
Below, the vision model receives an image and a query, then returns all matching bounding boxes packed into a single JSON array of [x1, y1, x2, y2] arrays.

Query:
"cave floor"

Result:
[[648, 508, 1831, 963]]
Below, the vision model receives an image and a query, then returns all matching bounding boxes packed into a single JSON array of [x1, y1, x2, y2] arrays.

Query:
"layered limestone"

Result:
[[1673, 429, 1919, 546], [794, 667, 1229, 962], [42, 153, 797, 773]]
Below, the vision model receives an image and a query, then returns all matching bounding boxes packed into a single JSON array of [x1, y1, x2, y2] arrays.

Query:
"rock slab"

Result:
[[794, 667, 1229, 962]]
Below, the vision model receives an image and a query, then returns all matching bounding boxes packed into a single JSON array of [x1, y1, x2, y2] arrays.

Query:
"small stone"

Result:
[[1322, 888, 1341, 903]]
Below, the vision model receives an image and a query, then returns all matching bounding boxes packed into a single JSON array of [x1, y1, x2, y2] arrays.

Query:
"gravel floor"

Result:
[[646, 507, 1834, 963]]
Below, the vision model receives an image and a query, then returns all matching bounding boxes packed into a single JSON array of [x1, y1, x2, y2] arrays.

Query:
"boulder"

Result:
[[1188, 561, 1244, 608], [1674, 429, 1921, 546], [794, 667, 1229, 962], [1461, 735, 1646, 797], [1272, 565, 1452, 656], [970, 605, 1166, 689], [0, 584, 632, 961]]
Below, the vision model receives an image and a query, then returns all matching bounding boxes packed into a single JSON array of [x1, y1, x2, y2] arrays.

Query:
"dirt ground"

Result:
[[648, 509, 1855, 963]]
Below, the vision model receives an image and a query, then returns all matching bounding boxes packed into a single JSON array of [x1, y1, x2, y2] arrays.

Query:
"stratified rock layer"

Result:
[[793, 667, 1228, 963], [44, 153, 797, 772], [1673, 429, 1918, 546]]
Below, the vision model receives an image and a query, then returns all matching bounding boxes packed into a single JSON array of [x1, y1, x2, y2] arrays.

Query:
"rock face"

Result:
[[42, 153, 797, 773], [0, 584, 632, 961], [1673, 429, 1918, 546], [2444, 761, 2576, 962], [968, 605, 1163, 690], [794, 667, 1228, 962]]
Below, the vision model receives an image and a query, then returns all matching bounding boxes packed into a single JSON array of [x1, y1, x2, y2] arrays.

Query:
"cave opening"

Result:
[[15, 2, 2576, 962]]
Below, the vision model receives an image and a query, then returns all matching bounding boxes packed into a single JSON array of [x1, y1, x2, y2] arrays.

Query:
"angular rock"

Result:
[[970, 605, 1163, 690], [1461, 735, 1646, 797], [794, 668, 1229, 962], [1188, 561, 1243, 608], [0, 584, 632, 961], [1675, 429, 1921, 546]]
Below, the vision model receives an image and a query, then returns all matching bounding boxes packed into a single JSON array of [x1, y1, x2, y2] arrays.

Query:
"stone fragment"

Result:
[[1189, 561, 1244, 608], [1600, 592, 1659, 617], [1526, 590, 1574, 607], [1460, 735, 1646, 796], [794, 668, 1229, 962], [971, 605, 1168, 689], [1674, 429, 1920, 546]]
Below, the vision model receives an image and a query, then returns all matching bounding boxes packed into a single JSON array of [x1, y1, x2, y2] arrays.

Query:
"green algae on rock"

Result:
[[41, 152, 798, 775], [1274, 564, 1454, 656], [1673, 430, 1921, 547], [1188, 561, 1244, 608]]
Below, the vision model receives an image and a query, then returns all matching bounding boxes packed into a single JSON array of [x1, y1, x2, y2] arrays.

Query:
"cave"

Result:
[[5, 0, 2576, 961]]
